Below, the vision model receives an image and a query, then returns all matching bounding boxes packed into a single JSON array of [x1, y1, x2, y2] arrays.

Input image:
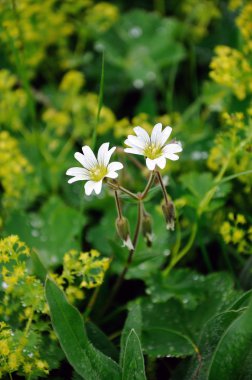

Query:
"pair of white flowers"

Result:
[[66, 123, 182, 195]]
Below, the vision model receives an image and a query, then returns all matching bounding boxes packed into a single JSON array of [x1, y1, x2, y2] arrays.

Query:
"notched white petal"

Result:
[[68, 176, 87, 184], [94, 180, 103, 194], [107, 162, 123, 172], [84, 180, 96, 196], [146, 158, 156, 171], [105, 171, 118, 179], [151, 123, 162, 145], [133, 126, 150, 144], [124, 147, 143, 155], [97, 142, 110, 166], [160, 126, 172, 146], [156, 156, 166, 169]]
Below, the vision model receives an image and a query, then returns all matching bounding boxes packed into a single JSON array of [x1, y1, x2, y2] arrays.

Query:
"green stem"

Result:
[[107, 181, 139, 200], [141, 171, 155, 199], [156, 170, 169, 204], [101, 201, 143, 314], [114, 190, 123, 219], [163, 223, 198, 276], [84, 287, 100, 320]]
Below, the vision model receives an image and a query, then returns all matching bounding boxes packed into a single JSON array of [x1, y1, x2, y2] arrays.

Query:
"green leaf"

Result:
[[86, 321, 119, 362], [142, 327, 196, 358], [207, 298, 252, 380], [146, 269, 205, 308], [120, 302, 142, 366], [141, 272, 239, 358], [45, 278, 121, 380], [185, 310, 244, 380], [122, 329, 146, 380], [5, 196, 85, 267]]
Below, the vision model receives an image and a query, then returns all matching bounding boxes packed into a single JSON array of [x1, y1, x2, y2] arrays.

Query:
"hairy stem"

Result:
[[102, 201, 143, 314], [114, 190, 123, 219], [156, 170, 169, 204]]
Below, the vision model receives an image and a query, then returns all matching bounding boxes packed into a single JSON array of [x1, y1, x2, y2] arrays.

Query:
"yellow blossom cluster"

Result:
[[207, 111, 252, 173], [0, 236, 49, 378], [1, 0, 119, 76], [220, 213, 252, 254], [53, 249, 110, 304], [180, 0, 220, 40], [0, 131, 33, 210], [0, 322, 49, 377], [114, 112, 181, 139], [209, 46, 252, 100], [85, 2, 119, 33], [42, 70, 116, 147], [0, 69, 27, 132], [236, 3, 252, 53]]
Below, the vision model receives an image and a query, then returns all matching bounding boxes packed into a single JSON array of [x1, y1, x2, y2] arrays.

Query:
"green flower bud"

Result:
[[142, 212, 153, 247], [162, 201, 176, 231], [115, 217, 134, 250]]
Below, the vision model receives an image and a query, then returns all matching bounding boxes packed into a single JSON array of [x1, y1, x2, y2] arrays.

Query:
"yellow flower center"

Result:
[[144, 144, 162, 159], [89, 165, 108, 181]]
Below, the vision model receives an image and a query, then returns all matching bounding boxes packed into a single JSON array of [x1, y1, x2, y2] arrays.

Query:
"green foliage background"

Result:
[[0, 0, 252, 379]]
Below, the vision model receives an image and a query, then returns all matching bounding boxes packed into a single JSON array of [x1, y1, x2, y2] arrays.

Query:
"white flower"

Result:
[[66, 143, 123, 196], [124, 123, 182, 170]]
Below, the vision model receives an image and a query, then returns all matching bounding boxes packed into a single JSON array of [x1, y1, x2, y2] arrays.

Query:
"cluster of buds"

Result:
[[67, 123, 182, 251]]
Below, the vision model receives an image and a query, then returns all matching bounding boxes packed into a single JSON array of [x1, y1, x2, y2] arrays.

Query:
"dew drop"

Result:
[[129, 26, 142, 38], [133, 79, 144, 89]]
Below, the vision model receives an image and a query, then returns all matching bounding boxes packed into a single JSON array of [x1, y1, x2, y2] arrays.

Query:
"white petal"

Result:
[[94, 180, 103, 194], [160, 126, 172, 146], [104, 146, 116, 166], [151, 123, 162, 145], [107, 162, 123, 172], [68, 176, 87, 184], [124, 147, 143, 156], [105, 171, 118, 179], [81, 146, 98, 168], [163, 143, 183, 155], [133, 126, 150, 144], [165, 153, 180, 161], [146, 158, 156, 170], [84, 180, 96, 196], [156, 156, 166, 169], [97, 142, 109, 166], [126, 135, 146, 149], [66, 167, 90, 177], [75, 151, 97, 170]]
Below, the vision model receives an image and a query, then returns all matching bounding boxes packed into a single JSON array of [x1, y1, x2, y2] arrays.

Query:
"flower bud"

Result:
[[142, 212, 153, 247], [162, 201, 176, 231], [115, 217, 134, 250]]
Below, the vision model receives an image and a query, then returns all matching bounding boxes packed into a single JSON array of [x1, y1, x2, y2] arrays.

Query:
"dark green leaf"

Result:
[[122, 329, 146, 380], [208, 298, 252, 380], [45, 278, 121, 380]]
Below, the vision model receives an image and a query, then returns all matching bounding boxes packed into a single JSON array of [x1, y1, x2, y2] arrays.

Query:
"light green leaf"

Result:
[[122, 329, 146, 380], [5, 196, 85, 267], [120, 302, 142, 366], [45, 278, 121, 380], [207, 297, 252, 380]]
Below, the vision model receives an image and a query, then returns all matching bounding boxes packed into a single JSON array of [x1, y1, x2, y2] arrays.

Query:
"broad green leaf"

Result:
[[5, 196, 85, 267], [142, 327, 196, 358], [141, 272, 239, 358], [120, 302, 142, 366], [86, 321, 119, 362], [45, 278, 121, 380], [208, 298, 252, 380], [122, 329, 146, 380], [146, 269, 205, 308], [184, 310, 244, 380], [97, 10, 186, 89]]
